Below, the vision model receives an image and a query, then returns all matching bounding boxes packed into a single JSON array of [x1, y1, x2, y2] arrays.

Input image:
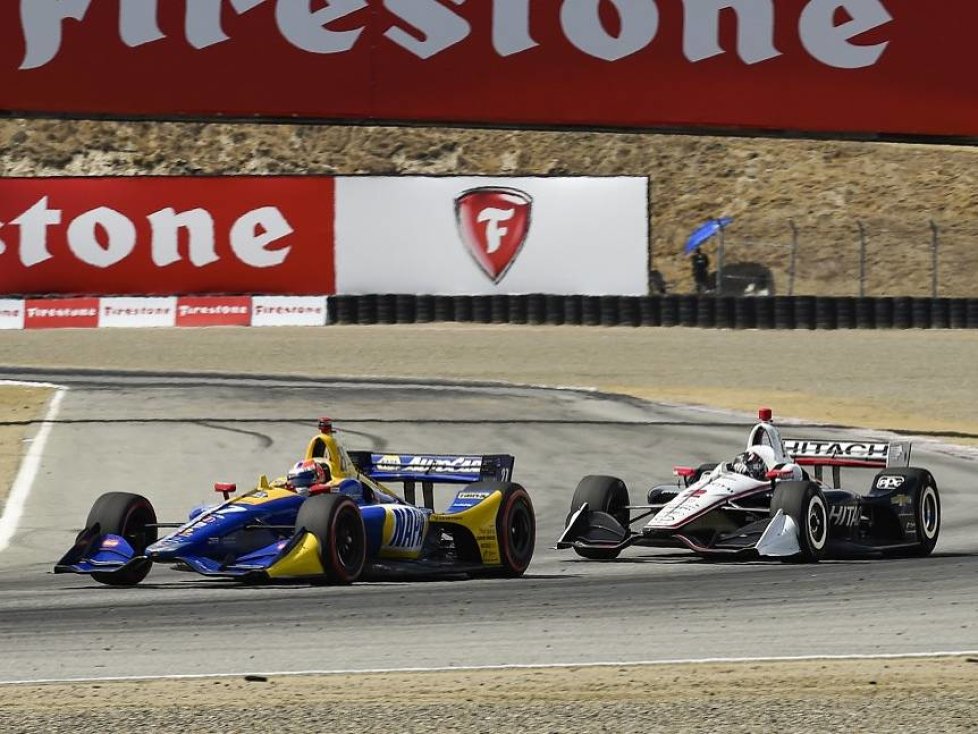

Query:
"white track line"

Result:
[[2, 650, 977, 686], [0, 382, 67, 554]]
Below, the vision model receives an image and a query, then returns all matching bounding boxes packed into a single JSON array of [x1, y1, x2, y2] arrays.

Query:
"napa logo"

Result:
[[385, 506, 427, 551]]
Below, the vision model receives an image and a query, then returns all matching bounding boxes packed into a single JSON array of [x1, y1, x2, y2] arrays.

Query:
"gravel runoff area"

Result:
[[1, 657, 977, 734], [1, 325, 977, 732]]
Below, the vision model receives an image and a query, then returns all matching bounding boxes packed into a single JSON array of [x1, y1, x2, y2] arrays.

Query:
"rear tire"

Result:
[[873, 468, 941, 556], [567, 475, 629, 560], [86, 492, 157, 586], [770, 481, 828, 563], [477, 482, 536, 577], [910, 479, 941, 556], [296, 494, 366, 584]]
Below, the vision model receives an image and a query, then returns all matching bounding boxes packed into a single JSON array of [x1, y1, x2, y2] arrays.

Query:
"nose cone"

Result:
[[146, 536, 191, 559]]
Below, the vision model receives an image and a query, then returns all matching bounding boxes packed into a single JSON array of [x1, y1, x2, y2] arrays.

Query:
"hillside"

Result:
[[3, 118, 978, 297]]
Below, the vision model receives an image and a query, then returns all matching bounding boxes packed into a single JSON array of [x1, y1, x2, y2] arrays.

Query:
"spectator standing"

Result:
[[691, 246, 710, 293]]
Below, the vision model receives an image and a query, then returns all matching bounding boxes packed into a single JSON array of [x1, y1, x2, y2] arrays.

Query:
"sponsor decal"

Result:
[[876, 475, 906, 490], [829, 504, 859, 527], [175, 296, 251, 327], [457, 492, 492, 500], [374, 455, 483, 475], [386, 506, 427, 551], [0, 299, 25, 329], [251, 296, 328, 327], [99, 297, 176, 328], [784, 439, 889, 461], [0, 178, 335, 296], [102, 538, 120, 548], [455, 187, 532, 283], [24, 297, 99, 329], [891, 493, 911, 506], [375, 455, 403, 471]]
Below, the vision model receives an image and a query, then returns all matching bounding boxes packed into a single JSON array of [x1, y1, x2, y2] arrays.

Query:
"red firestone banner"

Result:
[[23, 297, 99, 329], [0, 177, 335, 296], [0, 1, 975, 137], [175, 296, 252, 327]]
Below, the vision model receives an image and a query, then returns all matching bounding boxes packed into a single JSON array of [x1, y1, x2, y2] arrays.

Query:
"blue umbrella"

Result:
[[684, 217, 734, 255]]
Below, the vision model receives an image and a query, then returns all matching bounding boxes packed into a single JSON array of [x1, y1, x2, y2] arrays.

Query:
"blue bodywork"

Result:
[[55, 450, 518, 583]]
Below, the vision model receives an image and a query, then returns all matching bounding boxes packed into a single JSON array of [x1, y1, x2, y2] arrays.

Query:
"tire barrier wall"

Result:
[[328, 295, 978, 329]]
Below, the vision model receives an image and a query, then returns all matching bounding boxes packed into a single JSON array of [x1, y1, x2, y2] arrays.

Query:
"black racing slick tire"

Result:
[[85, 492, 158, 586], [911, 478, 941, 556], [874, 468, 941, 556], [770, 481, 828, 563], [909, 474, 941, 556], [567, 475, 629, 560], [484, 482, 536, 577], [296, 494, 366, 584]]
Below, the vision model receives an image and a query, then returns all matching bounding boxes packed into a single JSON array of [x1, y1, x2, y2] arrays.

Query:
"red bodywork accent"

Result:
[[672, 466, 696, 478], [653, 483, 771, 530], [758, 407, 773, 422], [794, 458, 887, 468]]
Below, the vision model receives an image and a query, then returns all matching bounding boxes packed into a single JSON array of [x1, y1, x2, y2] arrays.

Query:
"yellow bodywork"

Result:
[[265, 532, 326, 579], [295, 430, 507, 567], [431, 490, 503, 566]]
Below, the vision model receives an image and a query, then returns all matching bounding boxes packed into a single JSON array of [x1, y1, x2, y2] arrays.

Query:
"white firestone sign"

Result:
[[0, 299, 26, 329], [98, 297, 177, 328], [335, 176, 649, 295], [251, 296, 328, 327]]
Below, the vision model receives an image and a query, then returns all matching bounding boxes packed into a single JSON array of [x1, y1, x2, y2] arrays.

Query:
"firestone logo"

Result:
[[0, 197, 294, 270], [17, 0, 893, 71], [455, 187, 532, 284]]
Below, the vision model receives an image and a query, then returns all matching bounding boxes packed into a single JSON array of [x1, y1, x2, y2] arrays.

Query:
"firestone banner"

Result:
[[336, 176, 649, 296], [0, 1, 975, 137], [0, 177, 335, 296]]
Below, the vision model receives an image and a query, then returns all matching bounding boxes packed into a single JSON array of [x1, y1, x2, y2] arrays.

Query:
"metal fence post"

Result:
[[788, 220, 799, 296], [930, 219, 939, 298], [857, 221, 867, 297]]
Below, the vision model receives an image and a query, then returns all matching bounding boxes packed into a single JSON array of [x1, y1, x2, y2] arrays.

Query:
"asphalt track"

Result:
[[0, 371, 976, 684]]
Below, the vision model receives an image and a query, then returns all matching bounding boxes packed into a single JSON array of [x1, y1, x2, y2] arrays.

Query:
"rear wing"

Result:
[[783, 438, 911, 486], [347, 452, 515, 507]]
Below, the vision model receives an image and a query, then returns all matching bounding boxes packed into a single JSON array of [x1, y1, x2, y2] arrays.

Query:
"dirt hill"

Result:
[[3, 118, 977, 297]]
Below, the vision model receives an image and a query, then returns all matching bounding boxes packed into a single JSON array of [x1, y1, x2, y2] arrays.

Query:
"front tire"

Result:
[[296, 494, 366, 584], [85, 492, 157, 586], [567, 475, 629, 560], [770, 481, 828, 562]]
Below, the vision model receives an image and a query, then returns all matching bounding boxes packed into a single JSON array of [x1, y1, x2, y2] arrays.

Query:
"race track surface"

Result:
[[1, 371, 976, 683]]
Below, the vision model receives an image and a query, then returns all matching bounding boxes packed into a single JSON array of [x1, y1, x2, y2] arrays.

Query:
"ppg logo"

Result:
[[876, 475, 905, 490]]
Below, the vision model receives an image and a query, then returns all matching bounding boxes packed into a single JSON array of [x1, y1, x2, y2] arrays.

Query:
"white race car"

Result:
[[556, 409, 940, 562]]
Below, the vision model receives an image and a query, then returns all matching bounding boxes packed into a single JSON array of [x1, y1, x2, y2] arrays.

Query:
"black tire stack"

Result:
[[323, 294, 978, 329]]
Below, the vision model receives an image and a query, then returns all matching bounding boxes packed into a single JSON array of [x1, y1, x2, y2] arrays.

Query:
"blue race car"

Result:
[[55, 418, 535, 585]]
